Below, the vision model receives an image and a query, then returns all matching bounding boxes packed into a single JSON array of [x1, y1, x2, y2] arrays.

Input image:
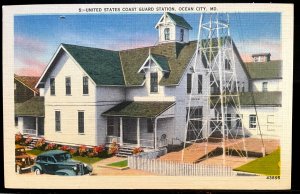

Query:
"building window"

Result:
[[186, 107, 202, 141], [262, 82, 268, 92], [226, 114, 231, 129], [65, 77, 71, 95], [225, 59, 231, 70], [267, 115, 274, 123], [147, 119, 153, 133], [187, 73, 192, 94], [107, 117, 114, 136], [249, 114, 256, 129], [15, 117, 18, 126], [83, 76, 89, 95], [55, 111, 61, 132], [241, 82, 245, 92], [14, 83, 16, 90], [150, 72, 158, 93], [198, 75, 202, 94], [78, 111, 84, 134], [180, 29, 184, 41], [164, 28, 170, 40], [50, 78, 55, 95], [236, 114, 242, 128]]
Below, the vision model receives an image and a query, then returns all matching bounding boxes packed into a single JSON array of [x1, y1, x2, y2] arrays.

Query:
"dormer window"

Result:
[[150, 72, 158, 93], [164, 28, 170, 41], [180, 29, 184, 42]]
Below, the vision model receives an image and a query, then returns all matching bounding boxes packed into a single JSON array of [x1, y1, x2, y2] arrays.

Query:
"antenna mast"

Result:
[[182, 13, 248, 165]]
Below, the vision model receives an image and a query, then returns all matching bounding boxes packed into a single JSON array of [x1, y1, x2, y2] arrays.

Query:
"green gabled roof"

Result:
[[151, 54, 170, 72], [15, 97, 45, 117], [210, 92, 281, 106], [166, 12, 192, 30], [239, 92, 282, 106], [102, 101, 175, 118], [245, 60, 282, 80], [119, 41, 197, 86], [62, 44, 125, 86]]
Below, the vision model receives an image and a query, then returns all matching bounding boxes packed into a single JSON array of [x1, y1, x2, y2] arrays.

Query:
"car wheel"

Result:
[[15, 165, 21, 174], [34, 168, 41, 175]]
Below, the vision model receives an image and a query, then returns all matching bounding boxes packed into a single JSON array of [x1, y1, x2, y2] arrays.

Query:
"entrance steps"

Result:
[[116, 146, 135, 157], [27, 138, 38, 150]]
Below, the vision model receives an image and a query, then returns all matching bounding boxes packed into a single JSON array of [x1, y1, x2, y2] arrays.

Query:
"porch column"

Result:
[[154, 118, 157, 150], [120, 117, 123, 146], [137, 118, 140, 147], [35, 117, 38, 136]]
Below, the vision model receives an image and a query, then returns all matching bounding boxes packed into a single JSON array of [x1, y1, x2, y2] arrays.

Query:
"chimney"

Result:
[[251, 53, 271, 63]]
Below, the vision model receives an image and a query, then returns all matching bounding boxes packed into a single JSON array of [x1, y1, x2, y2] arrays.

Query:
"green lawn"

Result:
[[107, 160, 128, 167], [234, 148, 280, 175], [72, 156, 102, 164], [26, 149, 45, 156]]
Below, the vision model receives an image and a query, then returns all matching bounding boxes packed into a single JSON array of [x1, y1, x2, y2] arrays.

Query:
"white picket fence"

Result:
[[128, 156, 236, 176]]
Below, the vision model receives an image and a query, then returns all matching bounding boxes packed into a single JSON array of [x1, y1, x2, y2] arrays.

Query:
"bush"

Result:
[[15, 133, 23, 144], [45, 143, 57, 150], [132, 147, 144, 155], [35, 138, 46, 150], [60, 145, 70, 151], [78, 145, 88, 156], [108, 142, 119, 155], [24, 136, 33, 146], [69, 148, 78, 156]]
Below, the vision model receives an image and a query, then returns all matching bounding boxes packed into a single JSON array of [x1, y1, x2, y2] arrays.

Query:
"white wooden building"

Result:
[[33, 13, 282, 148]]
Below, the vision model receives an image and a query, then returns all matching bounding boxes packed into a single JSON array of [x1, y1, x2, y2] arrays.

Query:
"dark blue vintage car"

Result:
[[32, 150, 93, 176]]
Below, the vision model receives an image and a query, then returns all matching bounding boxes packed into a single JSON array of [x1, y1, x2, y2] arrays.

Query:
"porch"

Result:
[[102, 101, 175, 149], [15, 96, 45, 137]]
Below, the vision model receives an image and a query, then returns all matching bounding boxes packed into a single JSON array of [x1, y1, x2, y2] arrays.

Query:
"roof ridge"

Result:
[[62, 43, 118, 52]]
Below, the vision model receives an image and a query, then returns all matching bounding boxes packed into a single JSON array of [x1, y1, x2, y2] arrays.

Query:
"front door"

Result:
[[38, 118, 44, 136], [123, 118, 137, 144]]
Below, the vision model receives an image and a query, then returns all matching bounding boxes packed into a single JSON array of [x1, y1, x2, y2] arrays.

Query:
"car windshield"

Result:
[[53, 153, 71, 162], [15, 148, 25, 156]]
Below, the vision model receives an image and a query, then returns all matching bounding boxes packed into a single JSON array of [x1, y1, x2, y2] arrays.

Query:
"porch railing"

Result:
[[23, 129, 36, 135], [140, 139, 154, 148], [106, 136, 120, 143]]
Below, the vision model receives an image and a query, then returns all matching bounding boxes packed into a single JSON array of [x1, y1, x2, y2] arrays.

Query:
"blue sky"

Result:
[[14, 13, 281, 76]]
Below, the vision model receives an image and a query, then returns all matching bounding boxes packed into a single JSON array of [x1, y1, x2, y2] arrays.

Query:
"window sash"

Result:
[[150, 73, 158, 93], [262, 82, 268, 92], [65, 77, 71, 95], [187, 74, 192, 94], [249, 115, 256, 128], [164, 28, 170, 40], [78, 112, 84, 134], [147, 119, 153, 133], [50, 78, 55, 95], [180, 29, 184, 41], [55, 111, 61, 132], [198, 75, 202, 94], [83, 76, 89, 94]]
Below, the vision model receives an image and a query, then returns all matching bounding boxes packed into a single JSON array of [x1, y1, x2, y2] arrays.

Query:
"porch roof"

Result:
[[102, 101, 175, 118], [15, 96, 45, 117]]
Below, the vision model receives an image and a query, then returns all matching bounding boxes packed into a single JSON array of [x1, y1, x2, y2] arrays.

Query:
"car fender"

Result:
[[32, 164, 43, 172], [55, 169, 76, 176]]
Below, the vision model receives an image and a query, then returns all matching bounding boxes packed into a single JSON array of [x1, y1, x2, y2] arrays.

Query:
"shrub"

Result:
[[108, 142, 119, 155], [45, 143, 57, 150], [78, 145, 88, 156], [92, 145, 105, 156], [35, 138, 46, 150], [60, 145, 70, 151], [132, 147, 144, 155], [15, 133, 23, 144], [24, 136, 33, 146], [69, 148, 78, 156]]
